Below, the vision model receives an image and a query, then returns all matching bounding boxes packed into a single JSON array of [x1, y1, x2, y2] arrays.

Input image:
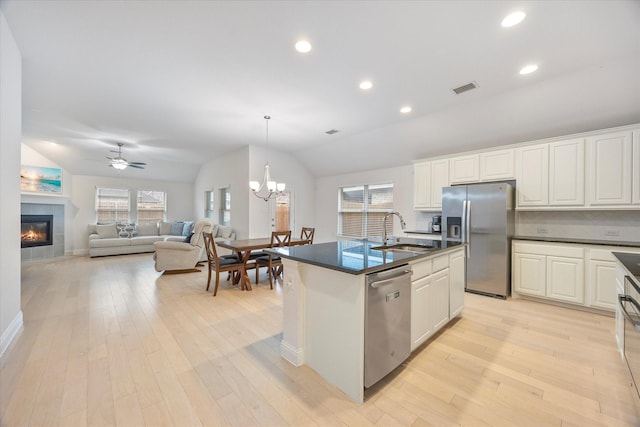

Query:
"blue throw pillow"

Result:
[[182, 221, 194, 236], [183, 232, 194, 243], [170, 221, 184, 235]]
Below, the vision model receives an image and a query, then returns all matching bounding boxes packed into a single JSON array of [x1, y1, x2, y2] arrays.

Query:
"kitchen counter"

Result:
[[613, 252, 640, 284], [267, 238, 463, 275], [514, 235, 640, 248], [273, 238, 466, 403]]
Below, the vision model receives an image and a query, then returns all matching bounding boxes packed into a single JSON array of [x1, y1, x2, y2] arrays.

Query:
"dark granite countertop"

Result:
[[404, 230, 442, 236], [613, 252, 640, 286], [266, 239, 465, 275], [513, 235, 640, 248]]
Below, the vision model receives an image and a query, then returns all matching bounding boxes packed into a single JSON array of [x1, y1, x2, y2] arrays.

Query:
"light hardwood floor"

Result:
[[2, 253, 639, 426]]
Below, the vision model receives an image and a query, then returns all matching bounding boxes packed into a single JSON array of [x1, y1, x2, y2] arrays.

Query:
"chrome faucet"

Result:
[[382, 211, 406, 245]]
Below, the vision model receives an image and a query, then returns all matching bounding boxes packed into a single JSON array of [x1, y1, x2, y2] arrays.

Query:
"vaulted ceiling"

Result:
[[3, 0, 639, 182]]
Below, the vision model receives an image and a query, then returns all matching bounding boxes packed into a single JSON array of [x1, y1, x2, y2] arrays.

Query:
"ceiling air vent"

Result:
[[452, 81, 478, 95], [325, 129, 340, 135]]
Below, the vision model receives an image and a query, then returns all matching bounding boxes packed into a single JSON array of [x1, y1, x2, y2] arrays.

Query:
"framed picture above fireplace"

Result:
[[20, 165, 62, 194]]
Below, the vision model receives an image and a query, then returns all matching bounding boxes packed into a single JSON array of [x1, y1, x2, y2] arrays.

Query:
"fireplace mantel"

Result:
[[21, 193, 70, 205]]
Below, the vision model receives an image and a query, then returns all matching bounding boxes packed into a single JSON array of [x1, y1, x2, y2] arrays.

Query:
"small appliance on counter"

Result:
[[431, 215, 442, 233]]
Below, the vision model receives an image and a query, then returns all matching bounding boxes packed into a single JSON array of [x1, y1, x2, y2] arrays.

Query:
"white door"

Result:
[[546, 256, 584, 304], [449, 249, 465, 318], [588, 260, 617, 311], [587, 131, 632, 206], [549, 138, 585, 206], [516, 144, 549, 207], [413, 162, 431, 209], [430, 159, 449, 208], [513, 252, 546, 296]]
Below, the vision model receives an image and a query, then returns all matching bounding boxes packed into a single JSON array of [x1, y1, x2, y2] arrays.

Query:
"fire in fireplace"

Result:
[[21, 215, 53, 248]]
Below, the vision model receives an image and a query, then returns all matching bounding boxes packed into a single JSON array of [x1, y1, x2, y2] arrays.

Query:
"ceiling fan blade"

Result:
[[128, 164, 145, 169], [128, 162, 146, 165]]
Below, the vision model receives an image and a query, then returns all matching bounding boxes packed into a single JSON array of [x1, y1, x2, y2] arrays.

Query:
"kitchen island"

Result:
[[267, 238, 466, 403]]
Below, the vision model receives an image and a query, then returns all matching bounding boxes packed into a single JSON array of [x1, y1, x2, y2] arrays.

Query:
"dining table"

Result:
[[216, 236, 310, 291]]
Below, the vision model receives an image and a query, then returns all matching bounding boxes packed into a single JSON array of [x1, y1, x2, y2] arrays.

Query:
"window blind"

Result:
[[137, 190, 166, 225], [95, 187, 130, 224], [338, 183, 393, 239]]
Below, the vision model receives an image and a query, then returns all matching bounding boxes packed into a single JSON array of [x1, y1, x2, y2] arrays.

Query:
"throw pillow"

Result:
[[170, 221, 184, 235], [159, 221, 172, 235], [136, 223, 158, 236], [182, 221, 194, 236], [183, 232, 194, 243], [96, 224, 118, 239], [219, 226, 233, 239]]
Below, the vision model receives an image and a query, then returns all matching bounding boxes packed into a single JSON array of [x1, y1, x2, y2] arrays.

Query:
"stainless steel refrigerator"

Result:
[[442, 182, 514, 298]]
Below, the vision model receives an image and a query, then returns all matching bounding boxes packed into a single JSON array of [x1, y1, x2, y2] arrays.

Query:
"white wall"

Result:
[[314, 165, 414, 244], [70, 175, 194, 254], [248, 145, 316, 239], [193, 145, 316, 239], [0, 11, 23, 356], [193, 147, 251, 238]]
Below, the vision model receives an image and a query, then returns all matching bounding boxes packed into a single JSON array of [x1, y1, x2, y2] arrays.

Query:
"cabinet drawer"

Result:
[[513, 242, 584, 258], [432, 254, 449, 272], [411, 258, 432, 281]]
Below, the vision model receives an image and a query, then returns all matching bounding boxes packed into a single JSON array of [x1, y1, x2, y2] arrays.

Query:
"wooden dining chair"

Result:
[[203, 232, 245, 296], [300, 227, 315, 244], [255, 230, 291, 288]]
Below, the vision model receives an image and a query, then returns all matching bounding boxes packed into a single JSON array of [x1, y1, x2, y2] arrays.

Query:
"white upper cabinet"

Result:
[[413, 162, 431, 209], [413, 159, 449, 210], [587, 131, 633, 206], [516, 144, 549, 207], [633, 130, 640, 205], [431, 159, 449, 208], [449, 154, 479, 184], [549, 138, 585, 206], [479, 149, 515, 181]]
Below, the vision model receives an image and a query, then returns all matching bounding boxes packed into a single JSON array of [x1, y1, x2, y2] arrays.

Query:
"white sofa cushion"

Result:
[[159, 221, 172, 235], [90, 238, 132, 248], [96, 224, 118, 239], [136, 223, 158, 236], [131, 236, 164, 246]]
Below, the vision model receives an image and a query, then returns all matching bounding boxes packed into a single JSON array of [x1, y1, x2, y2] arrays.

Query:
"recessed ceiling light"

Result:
[[295, 40, 312, 53], [359, 81, 373, 90], [400, 106, 412, 114], [501, 11, 526, 28], [519, 64, 539, 75]]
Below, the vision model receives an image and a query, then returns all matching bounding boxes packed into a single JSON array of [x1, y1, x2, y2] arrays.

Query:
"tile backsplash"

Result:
[[516, 210, 640, 243]]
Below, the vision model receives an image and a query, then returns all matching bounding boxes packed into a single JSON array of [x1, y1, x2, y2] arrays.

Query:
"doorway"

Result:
[[271, 189, 294, 232]]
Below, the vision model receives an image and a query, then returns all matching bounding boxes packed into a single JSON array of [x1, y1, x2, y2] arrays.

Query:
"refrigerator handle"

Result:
[[466, 200, 471, 259], [461, 200, 467, 242]]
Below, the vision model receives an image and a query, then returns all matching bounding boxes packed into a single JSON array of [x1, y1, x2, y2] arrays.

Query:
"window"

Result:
[[205, 190, 215, 220], [219, 187, 231, 226], [95, 187, 130, 224], [338, 183, 394, 239], [137, 190, 166, 225]]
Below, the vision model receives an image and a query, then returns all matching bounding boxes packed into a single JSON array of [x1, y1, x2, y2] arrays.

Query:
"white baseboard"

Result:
[[280, 340, 304, 366], [0, 310, 23, 358]]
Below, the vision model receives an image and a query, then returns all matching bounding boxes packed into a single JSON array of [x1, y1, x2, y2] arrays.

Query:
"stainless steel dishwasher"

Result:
[[364, 265, 412, 388]]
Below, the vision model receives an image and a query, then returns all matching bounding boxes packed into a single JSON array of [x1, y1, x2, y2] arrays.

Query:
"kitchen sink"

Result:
[[370, 243, 434, 253]]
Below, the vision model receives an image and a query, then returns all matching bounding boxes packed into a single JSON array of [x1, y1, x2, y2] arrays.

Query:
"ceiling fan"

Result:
[[106, 143, 146, 170]]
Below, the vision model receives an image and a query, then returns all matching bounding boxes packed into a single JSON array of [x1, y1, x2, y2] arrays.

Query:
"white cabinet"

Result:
[[546, 256, 584, 304], [410, 254, 454, 351], [479, 149, 515, 181], [449, 150, 514, 184], [549, 138, 585, 206], [516, 144, 549, 207], [588, 259, 617, 311], [512, 241, 584, 304], [633, 130, 640, 205], [513, 252, 546, 297], [448, 249, 465, 318], [449, 154, 479, 184], [413, 159, 449, 210], [413, 162, 431, 209], [587, 131, 633, 206]]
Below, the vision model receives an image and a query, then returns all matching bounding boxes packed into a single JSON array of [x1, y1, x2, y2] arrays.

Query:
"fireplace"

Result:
[[21, 214, 53, 248]]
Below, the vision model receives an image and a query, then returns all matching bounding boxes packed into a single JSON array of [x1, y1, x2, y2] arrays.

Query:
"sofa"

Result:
[[87, 220, 235, 257]]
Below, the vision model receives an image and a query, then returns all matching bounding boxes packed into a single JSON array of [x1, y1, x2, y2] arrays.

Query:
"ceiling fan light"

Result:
[[112, 162, 127, 170]]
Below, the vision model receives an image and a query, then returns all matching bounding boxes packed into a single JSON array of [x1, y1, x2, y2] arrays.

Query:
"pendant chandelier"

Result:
[[249, 115, 286, 201]]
